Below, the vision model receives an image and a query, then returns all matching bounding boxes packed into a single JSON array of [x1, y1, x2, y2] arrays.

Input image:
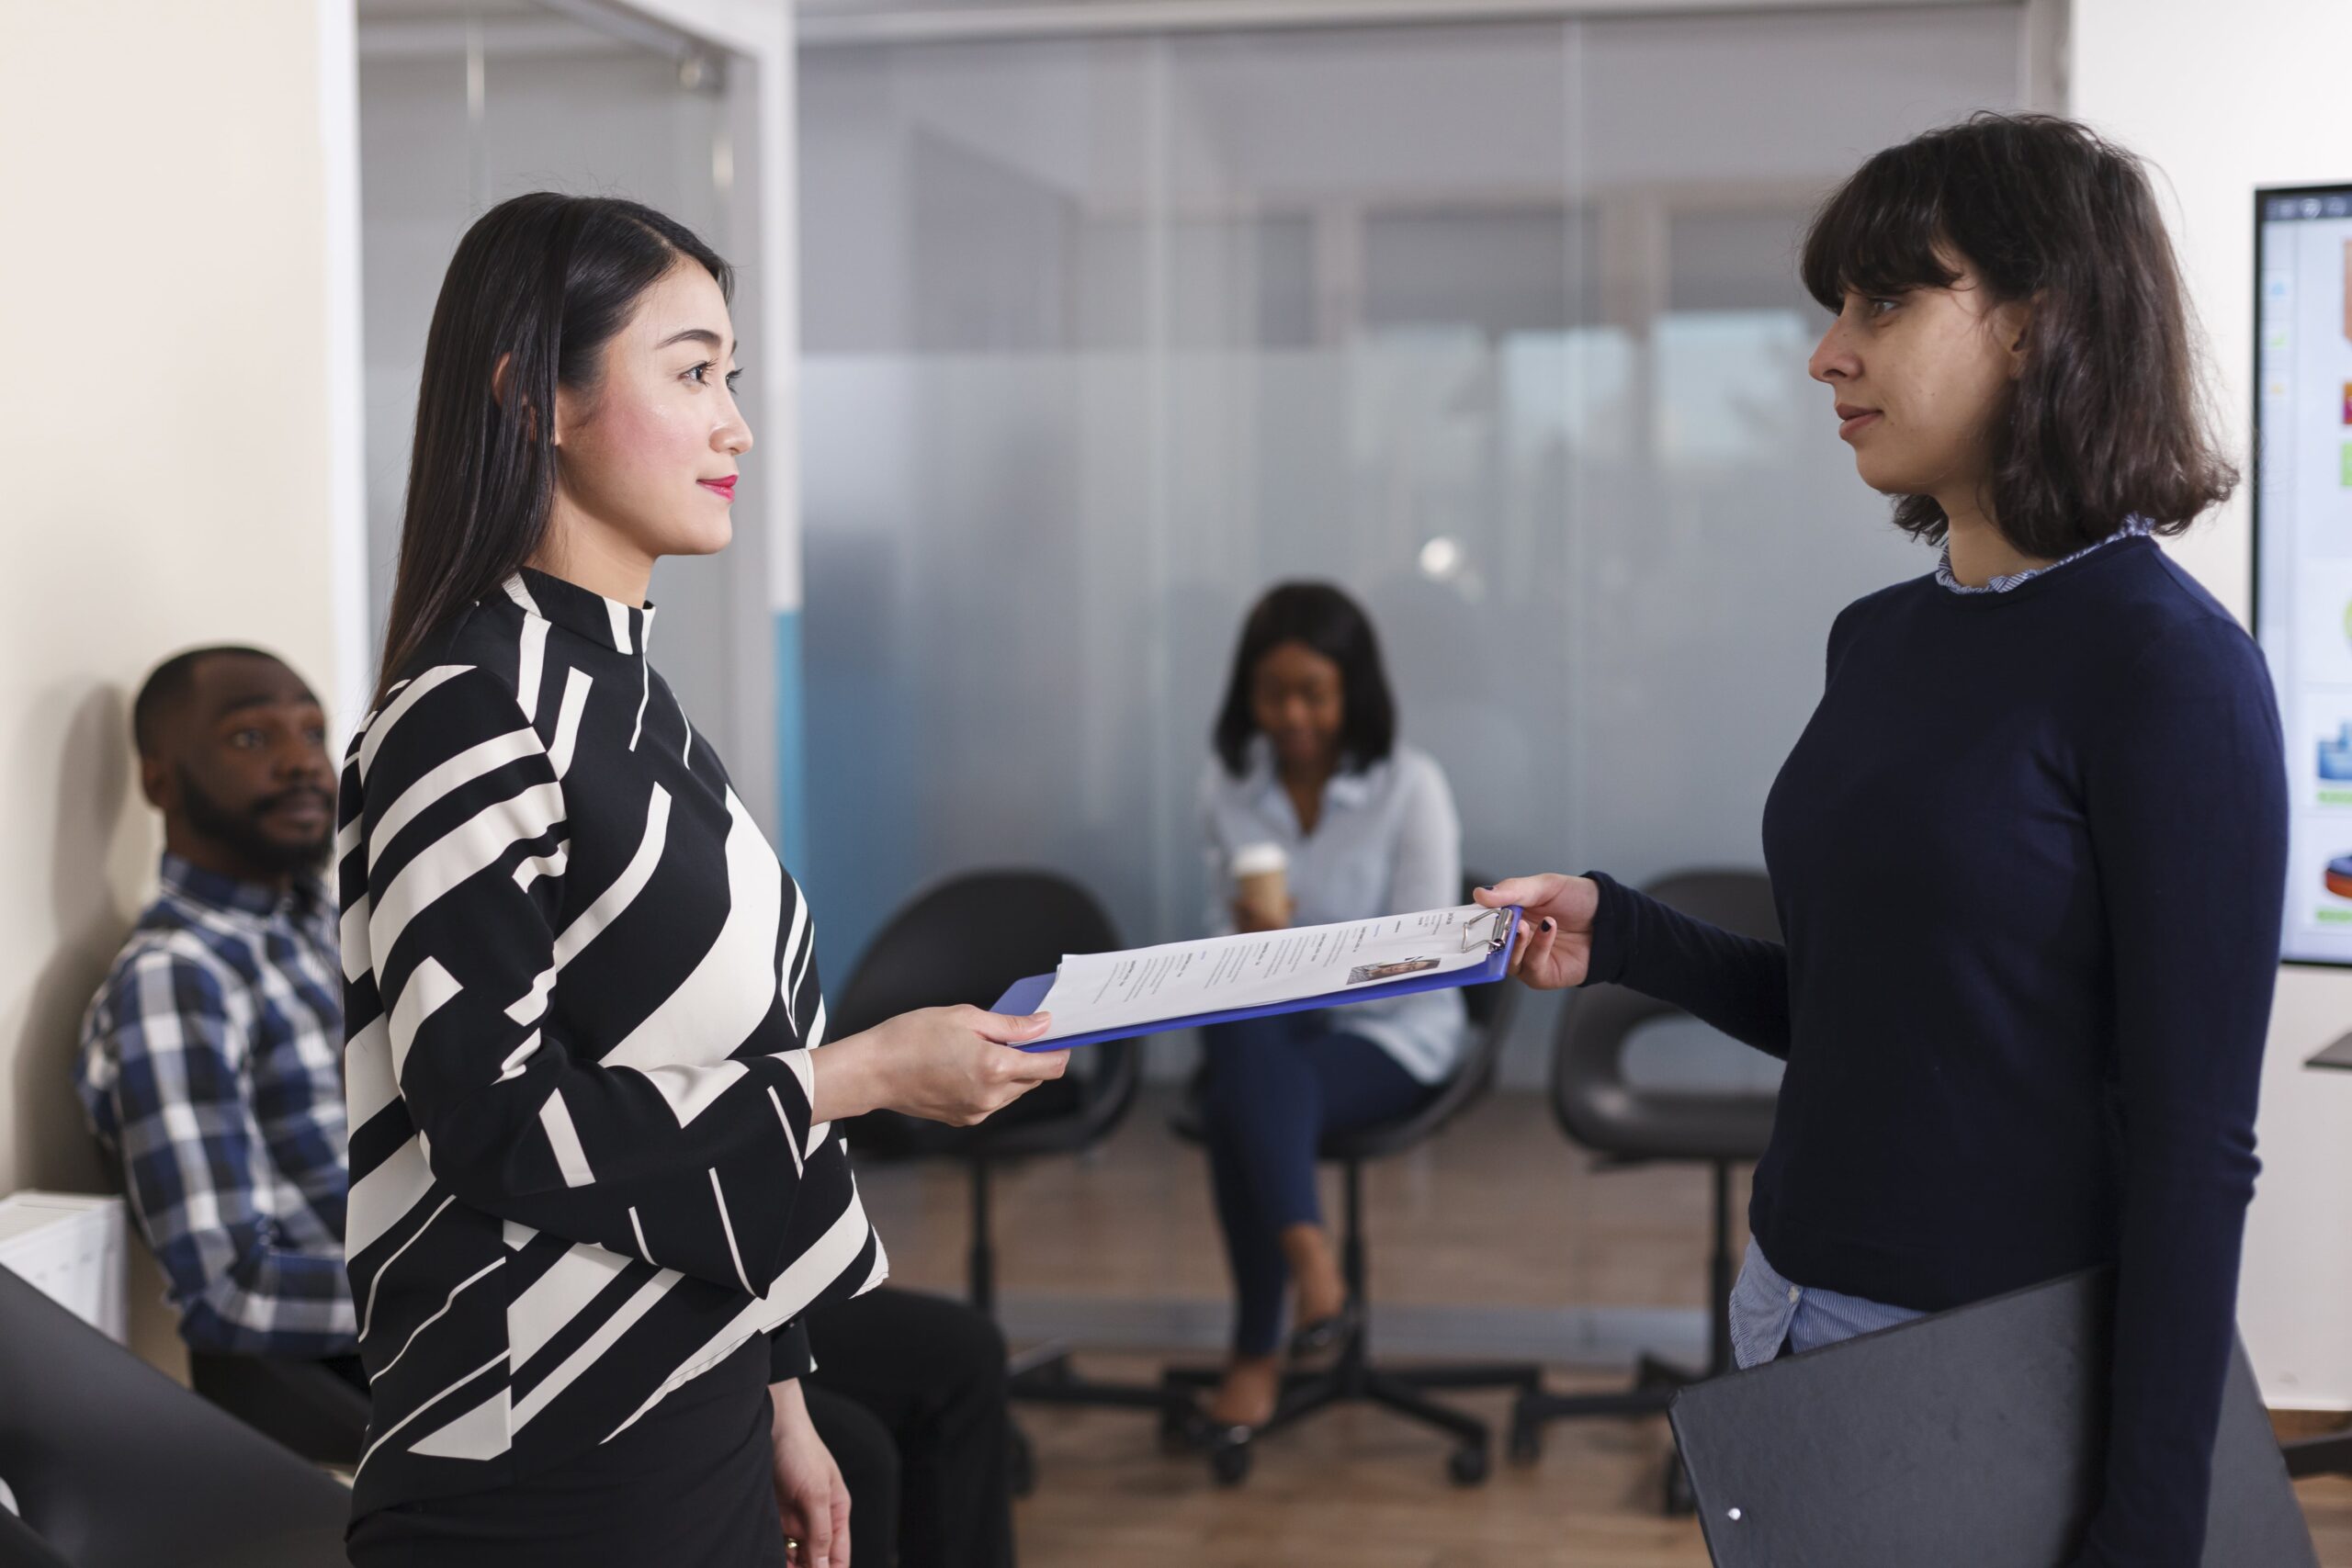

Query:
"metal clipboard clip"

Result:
[[1461, 906, 1513, 954]]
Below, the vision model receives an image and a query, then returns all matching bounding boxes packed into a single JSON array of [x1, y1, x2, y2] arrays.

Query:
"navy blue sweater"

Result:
[[1586, 536, 2287, 1565]]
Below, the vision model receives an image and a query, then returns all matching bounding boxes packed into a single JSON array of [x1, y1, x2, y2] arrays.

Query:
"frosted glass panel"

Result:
[[797, 11, 2023, 1078]]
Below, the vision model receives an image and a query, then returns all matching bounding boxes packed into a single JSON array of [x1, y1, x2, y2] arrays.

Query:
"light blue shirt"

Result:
[[1200, 739, 1467, 1084], [1931, 514, 2153, 593], [1728, 1237, 1923, 1367], [1728, 514, 2155, 1365]]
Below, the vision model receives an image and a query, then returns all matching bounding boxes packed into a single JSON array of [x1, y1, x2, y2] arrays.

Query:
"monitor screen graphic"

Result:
[[2256, 184, 2352, 964]]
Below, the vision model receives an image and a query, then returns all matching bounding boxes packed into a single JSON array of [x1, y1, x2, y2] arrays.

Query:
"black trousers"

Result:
[[347, 1291, 1011, 1568], [802, 1287, 1015, 1568], [346, 1336, 787, 1568]]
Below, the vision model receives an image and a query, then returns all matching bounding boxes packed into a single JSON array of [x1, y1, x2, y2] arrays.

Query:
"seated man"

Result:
[[76, 646, 365, 1460]]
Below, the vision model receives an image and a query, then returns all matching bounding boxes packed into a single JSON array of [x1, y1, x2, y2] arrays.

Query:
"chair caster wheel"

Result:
[[1449, 1443, 1491, 1487], [1209, 1435, 1253, 1487], [1507, 1416, 1543, 1465]]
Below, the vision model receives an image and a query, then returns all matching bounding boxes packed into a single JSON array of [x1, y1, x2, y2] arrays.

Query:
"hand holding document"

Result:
[[1007, 904, 1518, 1048]]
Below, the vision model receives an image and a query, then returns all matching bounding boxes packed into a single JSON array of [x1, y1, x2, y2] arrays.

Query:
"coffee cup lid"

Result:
[[1230, 842, 1288, 878]]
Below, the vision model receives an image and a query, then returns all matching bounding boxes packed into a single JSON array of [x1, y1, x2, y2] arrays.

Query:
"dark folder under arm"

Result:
[[1667, 1269, 2315, 1567]]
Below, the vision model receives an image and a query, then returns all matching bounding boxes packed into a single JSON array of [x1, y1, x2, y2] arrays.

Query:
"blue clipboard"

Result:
[[991, 908, 1521, 1051]]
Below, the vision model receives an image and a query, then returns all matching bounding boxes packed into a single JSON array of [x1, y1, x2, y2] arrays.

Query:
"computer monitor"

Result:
[[2256, 183, 2352, 966]]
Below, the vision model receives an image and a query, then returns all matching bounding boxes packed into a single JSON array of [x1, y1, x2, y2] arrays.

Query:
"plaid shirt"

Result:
[[77, 852, 356, 1356]]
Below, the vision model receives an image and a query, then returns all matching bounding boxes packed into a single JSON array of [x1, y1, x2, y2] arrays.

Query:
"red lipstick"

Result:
[[699, 476, 738, 502]]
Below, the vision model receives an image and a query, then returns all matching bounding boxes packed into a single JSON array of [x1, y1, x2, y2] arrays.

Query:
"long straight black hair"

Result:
[[374, 193, 732, 706]]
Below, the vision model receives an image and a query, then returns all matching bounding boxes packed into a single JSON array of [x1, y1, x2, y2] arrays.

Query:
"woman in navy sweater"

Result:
[[1483, 115, 2286, 1567]]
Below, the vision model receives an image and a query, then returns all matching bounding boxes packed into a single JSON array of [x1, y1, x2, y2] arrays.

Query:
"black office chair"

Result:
[[1163, 880, 1543, 1486], [188, 1350, 369, 1466], [829, 870, 1184, 1489], [0, 1263, 351, 1568], [1505, 868, 1781, 1513]]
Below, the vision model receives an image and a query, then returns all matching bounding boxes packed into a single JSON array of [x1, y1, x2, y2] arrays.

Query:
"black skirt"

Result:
[[347, 1337, 788, 1568]]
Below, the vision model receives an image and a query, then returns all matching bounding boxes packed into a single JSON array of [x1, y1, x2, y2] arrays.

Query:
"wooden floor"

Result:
[[857, 1089, 2352, 1567]]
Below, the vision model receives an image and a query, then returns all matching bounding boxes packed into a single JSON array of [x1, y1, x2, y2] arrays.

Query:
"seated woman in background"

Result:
[[1194, 582, 1465, 1432]]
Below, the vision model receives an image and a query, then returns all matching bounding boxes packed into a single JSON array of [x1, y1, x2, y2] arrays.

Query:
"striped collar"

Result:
[[1934, 516, 2153, 595], [500, 567, 657, 655]]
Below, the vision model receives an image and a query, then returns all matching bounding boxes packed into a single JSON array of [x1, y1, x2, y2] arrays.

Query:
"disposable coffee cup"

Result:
[[1231, 842, 1290, 925]]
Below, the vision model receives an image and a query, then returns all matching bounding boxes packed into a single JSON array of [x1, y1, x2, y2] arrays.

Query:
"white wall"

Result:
[[0, 0, 359, 1370], [2074, 0, 2352, 1412]]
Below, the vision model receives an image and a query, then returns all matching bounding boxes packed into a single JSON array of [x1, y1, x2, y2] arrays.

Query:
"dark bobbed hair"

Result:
[[1213, 582, 1396, 778], [374, 193, 732, 705], [133, 645, 289, 757], [1800, 112, 2235, 557]]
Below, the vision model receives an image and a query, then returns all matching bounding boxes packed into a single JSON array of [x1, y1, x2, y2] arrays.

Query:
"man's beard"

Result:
[[178, 768, 334, 877]]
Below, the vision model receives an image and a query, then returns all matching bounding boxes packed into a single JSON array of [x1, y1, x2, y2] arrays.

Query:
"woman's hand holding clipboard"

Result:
[[1474, 875, 1597, 989]]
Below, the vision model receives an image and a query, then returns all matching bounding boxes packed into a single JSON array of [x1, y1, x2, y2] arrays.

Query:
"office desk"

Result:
[[2306, 1031, 2352, 1072]]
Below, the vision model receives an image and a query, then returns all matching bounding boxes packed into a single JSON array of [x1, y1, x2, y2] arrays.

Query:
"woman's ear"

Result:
[[1996, 293, 2039, 379], [492, 352, 555, 444]]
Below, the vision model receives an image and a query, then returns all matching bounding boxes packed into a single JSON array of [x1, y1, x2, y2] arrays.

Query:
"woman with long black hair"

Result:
[[1484, 115, 2285, 1565], [338, 193, 1068, 1566]]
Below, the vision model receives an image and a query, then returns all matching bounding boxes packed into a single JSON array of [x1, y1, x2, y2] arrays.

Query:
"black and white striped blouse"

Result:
[[337, 566, 883, 1515]]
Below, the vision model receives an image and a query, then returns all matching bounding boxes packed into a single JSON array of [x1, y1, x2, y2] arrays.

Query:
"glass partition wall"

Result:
[[797, 12, 2029, 1086], [797, 7, 2028, 1085]]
